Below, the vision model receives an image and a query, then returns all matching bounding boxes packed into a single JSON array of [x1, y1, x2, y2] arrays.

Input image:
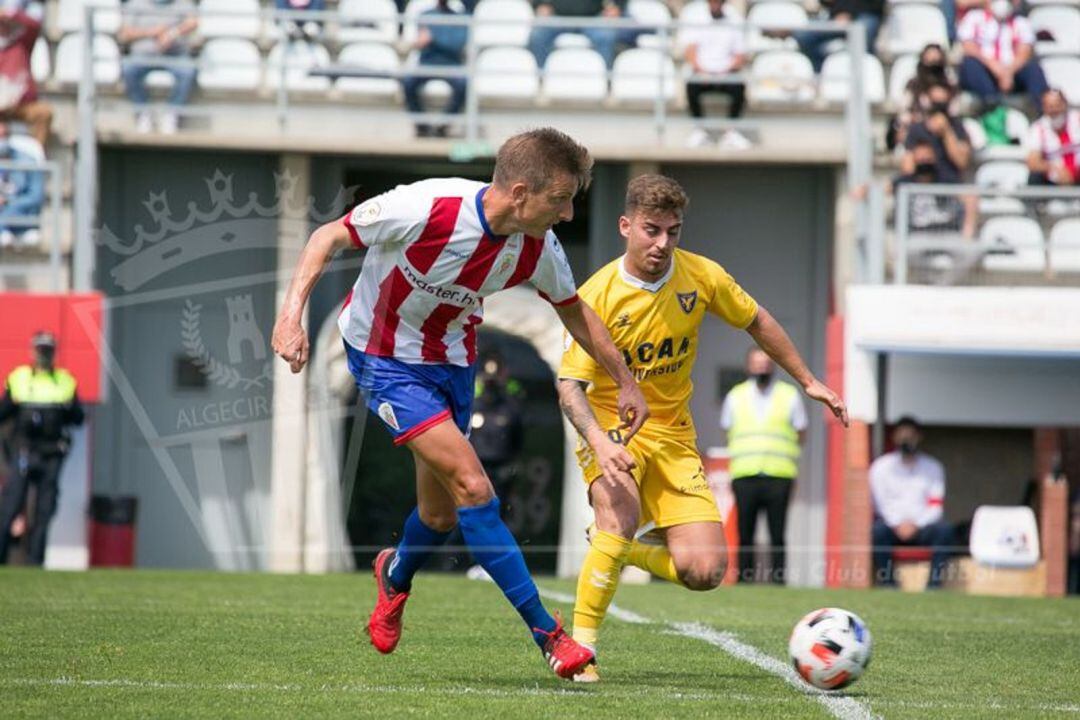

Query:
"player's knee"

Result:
[[418, 507, 457, 533], [447, 468, 494, 507], [677, 556, 726, 591]]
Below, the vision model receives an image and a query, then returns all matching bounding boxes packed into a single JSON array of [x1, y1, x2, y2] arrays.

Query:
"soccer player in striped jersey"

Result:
[[271, 128, 648, 679], [557, 174, 848, 682]]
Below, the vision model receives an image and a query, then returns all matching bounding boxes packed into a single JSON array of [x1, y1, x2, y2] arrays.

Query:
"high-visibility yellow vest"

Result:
[[6, 365, 78, 405], [727, 380, 801, 479]]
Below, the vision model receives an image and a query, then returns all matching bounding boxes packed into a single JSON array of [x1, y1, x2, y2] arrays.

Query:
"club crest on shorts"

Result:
[[676, 290, 698, 314], [378, 401, 400, 431]]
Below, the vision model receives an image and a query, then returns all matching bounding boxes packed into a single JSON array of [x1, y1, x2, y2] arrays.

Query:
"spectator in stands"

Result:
[[402, 0, 468, 138], [275, 0, 325, 42], [795, 0, 884, 73], [869, 416, 955, 589], [528, 0, 628, 68], [0, 121, 44, 248], [894, 138, 977, 238], [940, 0, 984, 43], [118, 0, 199, 135], [957, 0, 1048, 112], [0, 1, 50, 147], [888, 44, 956, 153], [902, 83, 972, 183], [683, 0, 750, 150], [1026, 89, 1079, 187]]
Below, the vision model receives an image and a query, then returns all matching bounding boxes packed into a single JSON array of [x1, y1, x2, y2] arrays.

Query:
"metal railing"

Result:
[[890, 183, 1080, 286], [73, 4, 872, 291], [0, 158, 65, 292]]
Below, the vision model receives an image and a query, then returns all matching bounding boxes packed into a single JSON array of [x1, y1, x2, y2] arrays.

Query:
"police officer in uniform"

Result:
[[721, 347, 807, 584], [0, 332, 84, 565]]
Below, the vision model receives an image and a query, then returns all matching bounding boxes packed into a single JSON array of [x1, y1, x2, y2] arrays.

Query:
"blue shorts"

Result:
[[344, 341, 476, 446]]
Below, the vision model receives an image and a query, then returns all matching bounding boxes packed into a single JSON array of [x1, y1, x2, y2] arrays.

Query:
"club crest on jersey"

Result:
[[378, 402, 400, 431], [677, 291, 698, 314], [355, 200, 381, 227], [614, 312, 632, 329]]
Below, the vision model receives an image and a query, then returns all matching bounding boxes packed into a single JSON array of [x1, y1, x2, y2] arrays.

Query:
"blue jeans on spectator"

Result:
[[940, 0, 957, 43], [528, 25, 618, 67], [402, 75, 467, 127], [0, 201, 41, 238], [872, 518, 955, 589], [122, 56, 197, 107], [959, 56, 1049, 110], [795, 14, 882, 73]]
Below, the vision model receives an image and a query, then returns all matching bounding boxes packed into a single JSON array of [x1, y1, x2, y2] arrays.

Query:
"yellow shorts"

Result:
[[575, 430, 721, 529]]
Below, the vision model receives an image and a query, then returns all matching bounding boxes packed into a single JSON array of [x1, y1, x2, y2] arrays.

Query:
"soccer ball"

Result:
[[788, 608, 872, 690]]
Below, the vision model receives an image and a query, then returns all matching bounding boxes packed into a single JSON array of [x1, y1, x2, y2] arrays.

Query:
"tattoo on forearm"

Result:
[[557, 379, 602, 441]]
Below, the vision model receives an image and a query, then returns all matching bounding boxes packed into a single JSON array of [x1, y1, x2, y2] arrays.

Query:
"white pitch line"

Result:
[[538, 587, 877, 720]]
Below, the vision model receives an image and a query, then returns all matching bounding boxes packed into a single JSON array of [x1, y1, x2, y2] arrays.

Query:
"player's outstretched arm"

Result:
[[271, 220, 354, 374], [556, 378, 637, 486], [554, 300, 650, 439], [746, 306, 849, 427]]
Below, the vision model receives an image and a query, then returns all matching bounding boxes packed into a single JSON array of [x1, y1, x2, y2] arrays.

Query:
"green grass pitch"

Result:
[[2, 568, 1078, 718]]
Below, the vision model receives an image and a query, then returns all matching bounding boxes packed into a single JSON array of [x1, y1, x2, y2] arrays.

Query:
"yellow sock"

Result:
[[572, 530, 632, 647], [626, 540, 683, 586]]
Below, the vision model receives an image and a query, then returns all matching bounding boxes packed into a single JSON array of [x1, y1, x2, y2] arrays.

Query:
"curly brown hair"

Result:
[[492, 127, 593, 192], [624, 174, 689, 217]]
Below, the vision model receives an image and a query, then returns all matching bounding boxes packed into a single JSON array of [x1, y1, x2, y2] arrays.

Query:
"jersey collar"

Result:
[[475, 185, 507, 242], [619, 254, 674, 293]]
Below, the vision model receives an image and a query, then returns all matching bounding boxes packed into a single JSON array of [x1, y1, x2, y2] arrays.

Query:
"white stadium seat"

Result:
[[266, 40, 332, 92], [962, 117, 988, 152], [887, 54, 917, 108], [748, 50, 815, 103], [819, 51, 886, 103], [543, 47, 607, 102], [628, 0, 672, 31], [676, 0, 712, 51], [611, 47, 676, 103], [402, 0, 467, 46], [975, 160, 1029, 215], [473, 0, 534, 48], [882, 5, 948, 57], [979, 216, 1046, 272], [1049, 218, 1080, 272], [746, 2, 806, 52], [54, 33, 121, 85], [553, 33, 593, 49], [30, 37, 50, 85], [198, 38, 263, 91], [1029, 6, 1080, 55], [475, 46, 539, 100], [57, 0, 121, 35], [1040, 56, 1080, 105], [198, 0, 263, 40], [335, 42, 401, 98], [338, 0, 398, 44]]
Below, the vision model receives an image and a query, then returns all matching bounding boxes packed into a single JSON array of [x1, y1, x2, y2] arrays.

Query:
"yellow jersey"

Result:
[[559, 249, 758, 440]]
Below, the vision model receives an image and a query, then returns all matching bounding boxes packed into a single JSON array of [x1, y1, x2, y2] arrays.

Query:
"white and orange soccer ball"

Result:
[[788, 608, 872, 691]]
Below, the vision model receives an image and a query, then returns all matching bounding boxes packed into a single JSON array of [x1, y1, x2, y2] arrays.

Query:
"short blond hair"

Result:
[[492, 128, 593, 192], [625, 174, 689, 217]]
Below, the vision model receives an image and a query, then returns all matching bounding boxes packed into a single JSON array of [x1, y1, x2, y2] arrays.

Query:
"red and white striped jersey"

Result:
[[338, 178, 579, 366], [958, 11, 1034, 67]]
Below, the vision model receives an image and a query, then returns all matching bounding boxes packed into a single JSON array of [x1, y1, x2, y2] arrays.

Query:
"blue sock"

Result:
[[457, 497, 557, 647], [388, 507, 452, 593]]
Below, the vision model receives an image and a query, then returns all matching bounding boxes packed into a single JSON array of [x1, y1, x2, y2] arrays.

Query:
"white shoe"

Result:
[[18, 228, 40, 247], [0, 230, 14, 248], [135, 110, 153, 134], [465, 564, 493, 582], [686, 127, 712, 148], [159, 111, 179, 135], [717, 130, 752, 150]]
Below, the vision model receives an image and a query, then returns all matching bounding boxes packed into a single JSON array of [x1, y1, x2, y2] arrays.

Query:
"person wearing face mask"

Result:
[[957, 0, 1048, 111], [720, 347, 808, 584], [888, 44, 955, 153], [0, 120, 44, 248], [1026, 89, 1079, 187], [0, 332, 84, 566], [869, 416, 955, 589]]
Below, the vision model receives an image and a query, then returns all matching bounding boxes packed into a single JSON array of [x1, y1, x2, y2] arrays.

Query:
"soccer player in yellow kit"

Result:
[[557, 174, 848, 682]]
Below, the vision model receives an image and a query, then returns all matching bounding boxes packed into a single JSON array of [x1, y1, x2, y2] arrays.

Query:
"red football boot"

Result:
[[535, 613, 596, 680], [366, 548, 409, 654]]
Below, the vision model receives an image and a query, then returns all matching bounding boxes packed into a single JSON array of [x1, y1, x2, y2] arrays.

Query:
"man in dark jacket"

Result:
[[0, 332, 84, 566], [402, 0, 468, 138]]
